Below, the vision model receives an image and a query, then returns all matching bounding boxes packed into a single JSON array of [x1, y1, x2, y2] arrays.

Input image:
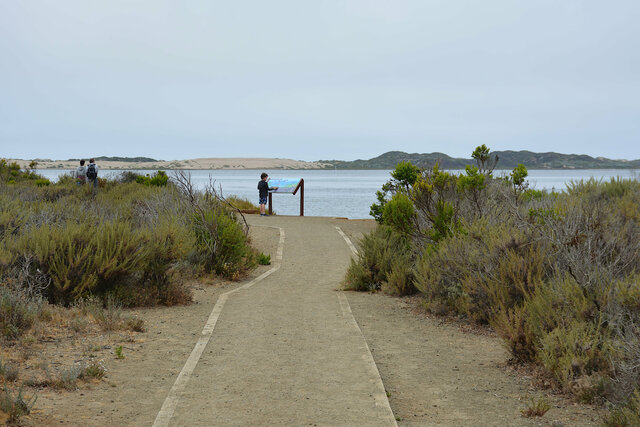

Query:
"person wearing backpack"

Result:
[[86, 158, 99, 188], [74, 159, 87, 185]]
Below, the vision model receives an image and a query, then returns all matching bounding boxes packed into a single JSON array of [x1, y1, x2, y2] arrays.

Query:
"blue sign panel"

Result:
[[268, 178, 302, 194]]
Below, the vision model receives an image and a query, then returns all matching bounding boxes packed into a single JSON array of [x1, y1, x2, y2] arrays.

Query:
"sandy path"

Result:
[[29, 216, 600, 426], [165, 216, 395, 426]]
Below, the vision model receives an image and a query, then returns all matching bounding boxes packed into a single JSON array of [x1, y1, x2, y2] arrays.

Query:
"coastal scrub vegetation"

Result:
[[345, 145, 640, 423], [0, 163, 258, 421], [0, 167, 256, 309]]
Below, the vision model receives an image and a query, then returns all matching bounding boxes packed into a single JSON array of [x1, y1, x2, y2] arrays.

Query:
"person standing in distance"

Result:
[[86, 158, 99, 189], [74, 159, 87, 185], [258, 173, 278, 216]]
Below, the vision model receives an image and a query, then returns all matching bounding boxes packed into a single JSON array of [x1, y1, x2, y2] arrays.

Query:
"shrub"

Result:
[[382, 193, 415, 235], [0, 385, 37, 423], [342, 226, 415, 295], [136, 170, 169, 187], [57, 366, 83, 390], [0, 358, 19, 382], [0, 285, 42, 340], [603, 390, 640, 427], [86, 296, 123, 332], [381, 256, 415, 296], [10, 221, 147, 304], [258, 253, 271, 265], [356, 145, 640, 419], [521, 396, 551, 418], [370, 161, 420, 222], [191, 207, 256, 278], [123, 316, 145, 332], [82, 360, 106, 379], [537, 320, 614, 388]]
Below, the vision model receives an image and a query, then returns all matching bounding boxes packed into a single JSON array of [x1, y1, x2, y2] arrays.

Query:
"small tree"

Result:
[[457, 165, 487, 216], [510, 163, 529, 200], [370, 161, 420, 223], [471, 144, 499, 175]]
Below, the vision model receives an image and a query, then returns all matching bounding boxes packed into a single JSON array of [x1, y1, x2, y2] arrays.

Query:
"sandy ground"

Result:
[[7, 158, 329, 170], [22, 216, 601, 426]]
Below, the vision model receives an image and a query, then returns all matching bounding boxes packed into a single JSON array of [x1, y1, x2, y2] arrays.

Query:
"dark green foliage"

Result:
[[471, 144, 498, 174], [349, 145, 640, 417], [135, 170, 169, 186], [0, 159, 44, 184], [390, 161, 420, 190], [411, 164, 466, 241], [258, 253, 271, 265], [370, 161, 420, 223], [382, 193, 415, 234], [510, 163, 528, 187], [191, 208, 256, 278]]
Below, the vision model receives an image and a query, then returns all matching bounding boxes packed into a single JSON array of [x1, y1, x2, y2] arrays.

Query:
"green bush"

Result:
[[354, 145, 640, 418], [258, 253, 271, 265], [382, 193, 415, 234], [0, 172, 257, 310], [135, 170, 169, 187], [343, 226, 414, 295], [191, 207, 256, 279], [370, 161, 420, 222]]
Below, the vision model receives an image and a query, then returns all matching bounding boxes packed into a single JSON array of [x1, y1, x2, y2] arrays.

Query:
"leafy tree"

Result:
[[510, 163, 529, 200], [390, 161, 420, 191], [472, 144, 499, 175], [370, 161, 420, 222]]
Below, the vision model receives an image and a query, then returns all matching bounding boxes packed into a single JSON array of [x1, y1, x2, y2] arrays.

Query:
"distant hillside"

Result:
[[320, 150, 640, 170]]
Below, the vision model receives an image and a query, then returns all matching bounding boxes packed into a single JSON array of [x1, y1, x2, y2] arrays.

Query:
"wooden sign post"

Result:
[[268, 178, 304, 216]]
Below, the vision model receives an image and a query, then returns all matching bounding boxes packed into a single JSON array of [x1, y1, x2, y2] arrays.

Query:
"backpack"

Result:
[[86, 164, 97, 180]]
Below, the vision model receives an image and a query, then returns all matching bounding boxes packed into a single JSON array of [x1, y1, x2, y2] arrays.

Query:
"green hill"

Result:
[[320, 150, 640, 170]]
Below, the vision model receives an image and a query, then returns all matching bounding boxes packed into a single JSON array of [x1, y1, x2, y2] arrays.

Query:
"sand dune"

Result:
[[7, 157, 330, 170]]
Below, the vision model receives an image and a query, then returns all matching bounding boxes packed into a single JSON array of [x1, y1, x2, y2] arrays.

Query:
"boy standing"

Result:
[[257, 173, 278, 216]]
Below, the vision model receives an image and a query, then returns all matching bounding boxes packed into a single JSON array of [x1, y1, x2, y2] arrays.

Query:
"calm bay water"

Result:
[[39, 168, 639, 219]]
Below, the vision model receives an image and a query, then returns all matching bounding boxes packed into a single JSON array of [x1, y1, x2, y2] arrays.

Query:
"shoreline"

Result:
[[5, 158, 640, 171]]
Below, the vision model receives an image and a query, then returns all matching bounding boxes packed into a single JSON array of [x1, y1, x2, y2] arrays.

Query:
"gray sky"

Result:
[[1, 1, 639, 161]]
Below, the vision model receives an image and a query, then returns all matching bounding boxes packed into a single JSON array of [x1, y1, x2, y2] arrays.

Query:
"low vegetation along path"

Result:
[[154, 216, 396, 426], [34, 216, 600, 426]]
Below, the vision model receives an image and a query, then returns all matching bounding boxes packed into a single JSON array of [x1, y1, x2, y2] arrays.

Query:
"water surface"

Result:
[[38, 168, 639, 219]]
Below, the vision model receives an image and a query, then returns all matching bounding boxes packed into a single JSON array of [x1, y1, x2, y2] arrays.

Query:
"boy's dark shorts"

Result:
[[259, 196, 268, 205]]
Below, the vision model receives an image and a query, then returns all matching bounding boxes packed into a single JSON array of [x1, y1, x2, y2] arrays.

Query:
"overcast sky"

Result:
[[1, 1, 639, 161]]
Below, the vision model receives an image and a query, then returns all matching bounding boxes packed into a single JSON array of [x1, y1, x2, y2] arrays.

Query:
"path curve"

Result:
[[156, 217, 396, 426]]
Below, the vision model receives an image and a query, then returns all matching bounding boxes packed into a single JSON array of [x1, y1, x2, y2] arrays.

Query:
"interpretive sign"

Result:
[[268, 178, 302, 194], [268, 178, 305, 216]]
